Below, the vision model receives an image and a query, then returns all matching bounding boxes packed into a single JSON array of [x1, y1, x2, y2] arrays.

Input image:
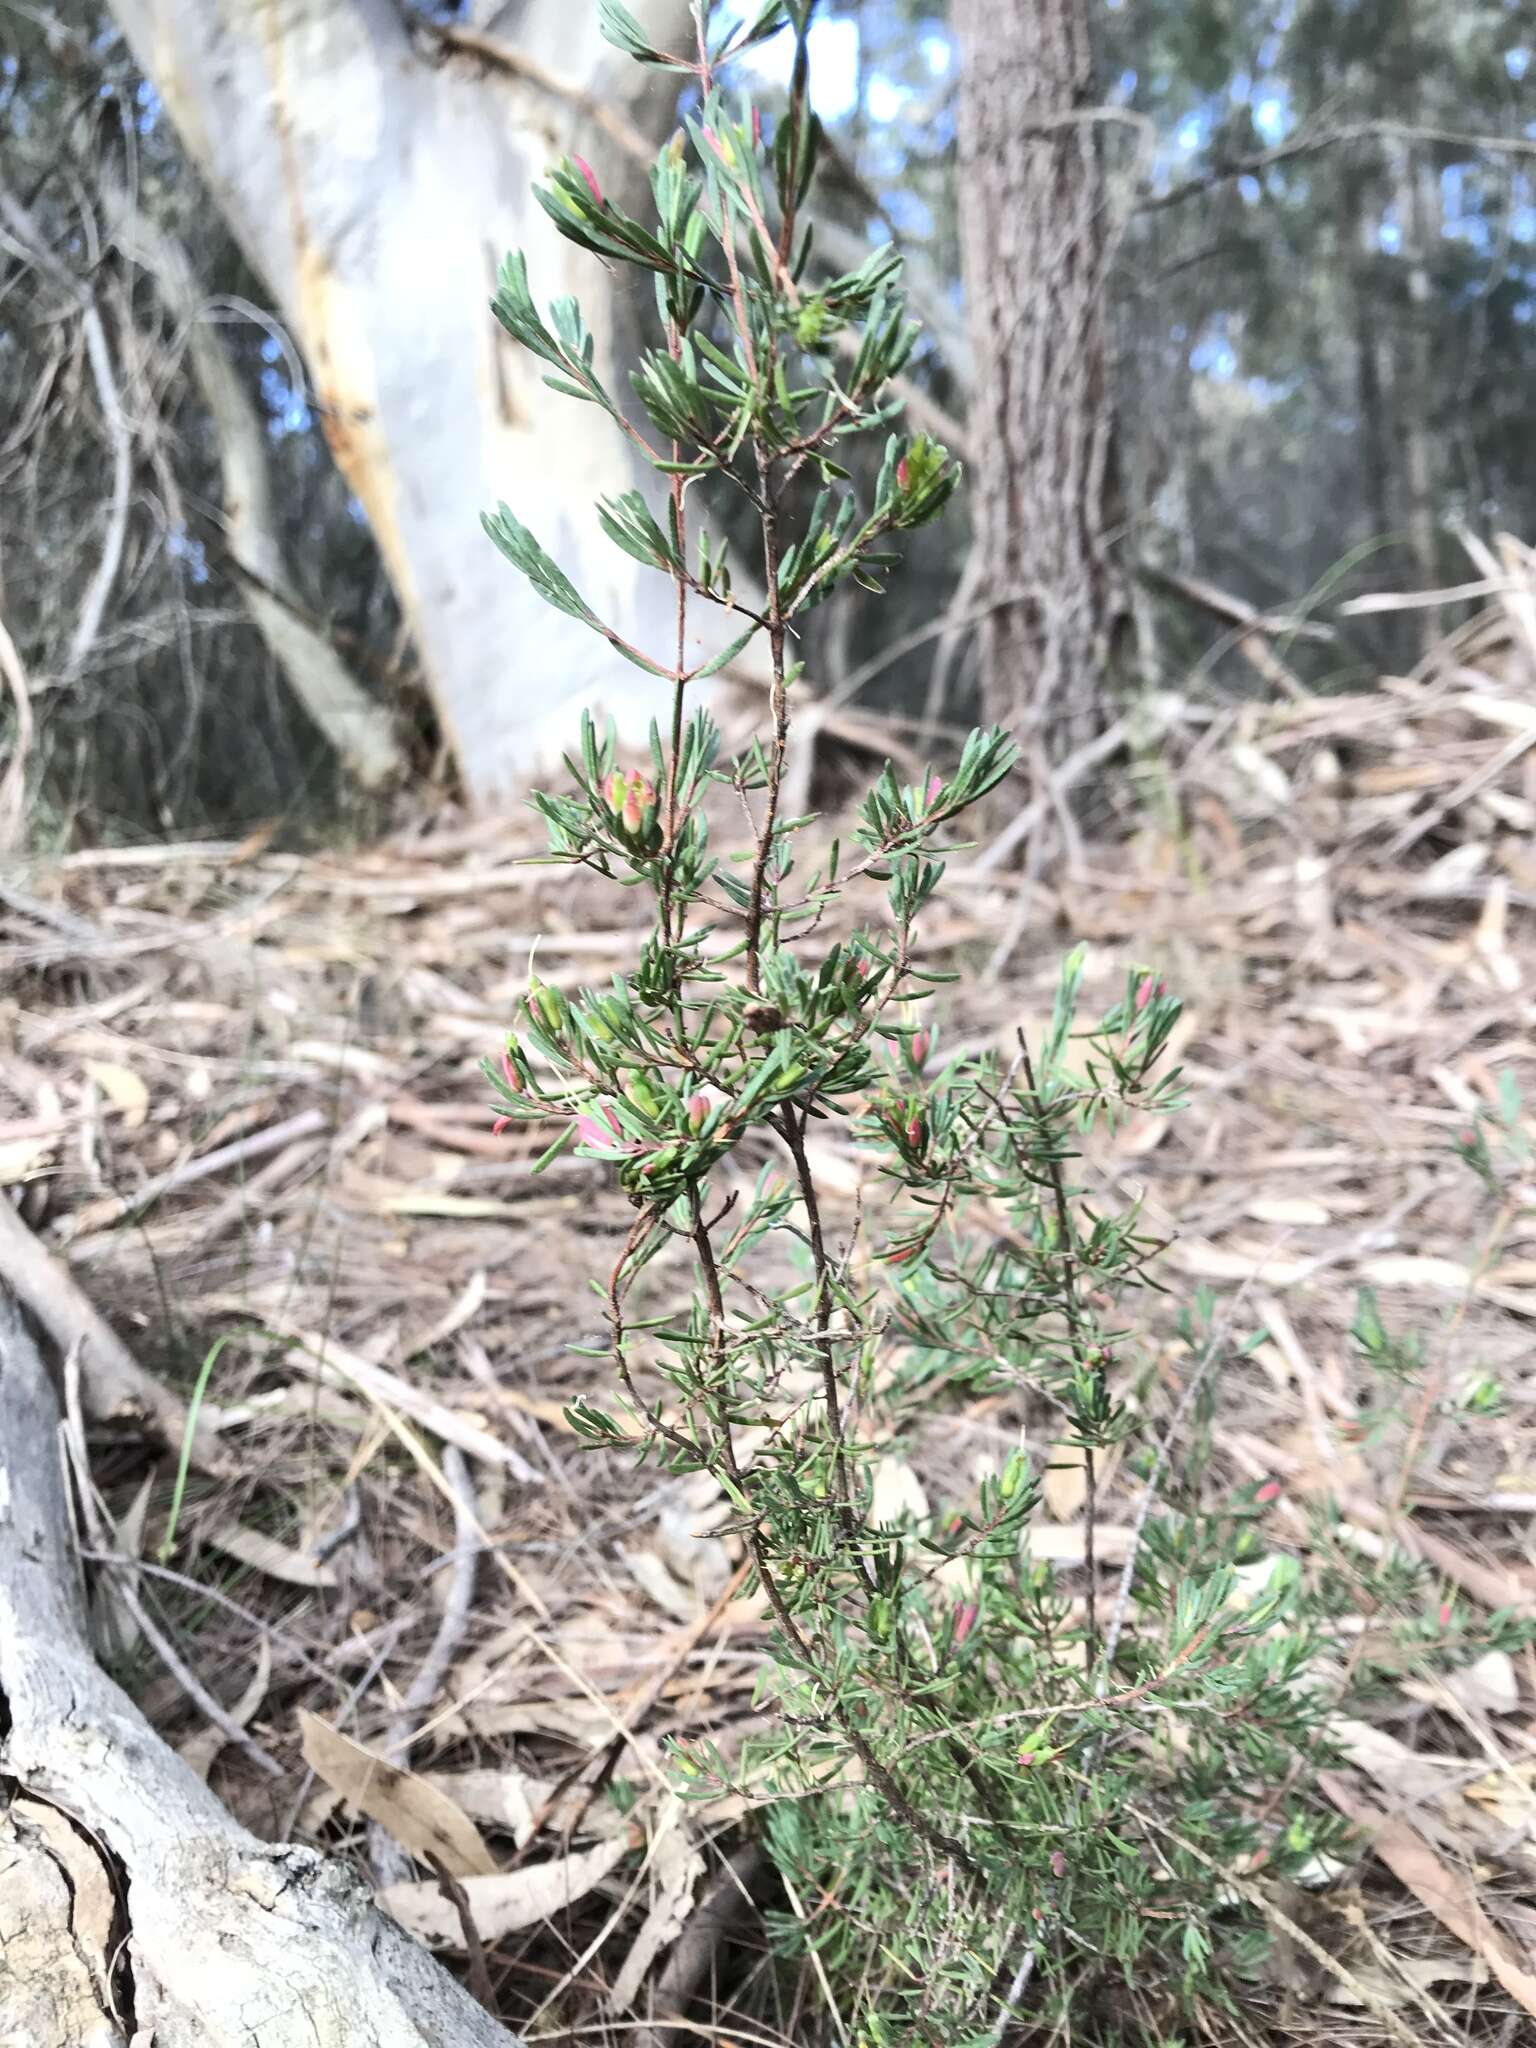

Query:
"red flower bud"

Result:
[[952, 1601, 978, 1648], [896, 456, 910, 491], [573, 155, 604, 206], [882, 1241, 920, 1265], [904, 1114, 924, 1149]]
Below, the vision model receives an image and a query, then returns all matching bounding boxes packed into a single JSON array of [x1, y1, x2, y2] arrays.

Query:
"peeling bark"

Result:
[[107, 0, 729, 804], [0, 1293, 522, 2046]]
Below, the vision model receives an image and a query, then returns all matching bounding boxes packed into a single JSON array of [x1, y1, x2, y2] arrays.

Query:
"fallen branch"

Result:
[[0, 1290, 524, 2047], [0, 1192, 212, 1461]]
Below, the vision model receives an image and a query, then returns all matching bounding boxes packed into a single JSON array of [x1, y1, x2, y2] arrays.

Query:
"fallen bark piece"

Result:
[[0, 1291, 522, 2047]]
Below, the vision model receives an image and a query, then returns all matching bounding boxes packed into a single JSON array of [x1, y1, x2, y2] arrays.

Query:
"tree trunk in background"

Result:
[[954, 0, 1125, 765], [106, 0, 718, 806], [1392, 139, 1442, 656]]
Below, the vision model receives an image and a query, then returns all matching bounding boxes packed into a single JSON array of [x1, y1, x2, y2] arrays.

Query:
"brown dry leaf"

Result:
[[1321, 1771, 1536, 2020], [298, 1712, 497, 1878], [82, 1057, 150, 1128], [381, 1832, 631, 1945], [202, 1521, 339, 1589]]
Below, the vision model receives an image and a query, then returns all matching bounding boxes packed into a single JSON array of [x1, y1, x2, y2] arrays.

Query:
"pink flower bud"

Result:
[[751, 106, 763, 148], [622, 792, 644, 833], [1459, 1128, 1477, 1149], [910, 1029, 931, 1068], [687, 1092, 711, 1133], [896, 455, 910, 491], [904, 1114, 924, 1149], [492, 1115, 513, 1137], [1255, 1479, 1281, 1504], [925, 774, 943, 806], [501, 1049, 524, 1094], [1135, 975, 1156, 1013], [952, 1601, 978, 1648], [1438, 1600, 1453, 1628], [573, 155, 604, 206], [1050, 1849, 1067, 1879]]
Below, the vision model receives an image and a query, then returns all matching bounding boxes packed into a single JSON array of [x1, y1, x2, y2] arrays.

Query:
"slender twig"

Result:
[[1015, 1029, 1103, 1661]]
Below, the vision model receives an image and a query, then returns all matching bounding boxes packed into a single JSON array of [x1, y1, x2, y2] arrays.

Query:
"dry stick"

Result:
[[1015, 1031, 1102, 1661], [70, 1106, 331, 1233], [0, 1188, 206, 1455], [0, 608, 36, 851], [687, 1204, 977, 1876], [1098, 1285, 1253, 1677], [367, 1443, 485, 1888], [57, 1343, 283, 1779]]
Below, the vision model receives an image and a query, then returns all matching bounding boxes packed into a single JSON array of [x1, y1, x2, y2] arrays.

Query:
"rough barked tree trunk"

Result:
[[954, 0, 1126, 765], [106, 0, 721, 805]]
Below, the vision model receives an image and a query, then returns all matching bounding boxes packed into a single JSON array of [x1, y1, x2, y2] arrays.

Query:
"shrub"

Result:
[[478, 8, 1519, 2040]]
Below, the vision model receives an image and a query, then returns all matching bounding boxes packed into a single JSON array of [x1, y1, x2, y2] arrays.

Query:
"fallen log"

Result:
[[0, 1290, 523, 2046]]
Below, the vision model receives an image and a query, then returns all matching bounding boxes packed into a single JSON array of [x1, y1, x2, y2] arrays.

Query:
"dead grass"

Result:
[[4, 545, 1536, 2043]]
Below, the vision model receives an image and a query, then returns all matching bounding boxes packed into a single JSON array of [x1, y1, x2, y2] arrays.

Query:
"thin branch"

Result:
[[1142, 116, 1536, 216]]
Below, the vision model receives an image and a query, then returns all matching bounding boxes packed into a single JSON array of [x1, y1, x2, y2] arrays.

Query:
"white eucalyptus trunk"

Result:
[[108, 0, 708, 803]]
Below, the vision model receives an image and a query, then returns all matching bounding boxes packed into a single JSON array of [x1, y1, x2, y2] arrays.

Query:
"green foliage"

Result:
[[478, 7, 1513, 2040]]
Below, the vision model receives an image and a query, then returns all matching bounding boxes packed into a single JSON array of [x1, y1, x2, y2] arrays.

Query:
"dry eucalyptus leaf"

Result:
[[1403, 1650, 1520, 1718], [1246, 1195, 1332, 1226], [1043, 1439, 1088, 1522], [202, 1521, 339, 1589], [1324, 1953, 1489, 2007], [1322, 1770, 1536, 2020], [607, 1807, 706, 2013], [381, 1832, 631, 1945], [82, 1057, 150, 1128], [298, 1712, 497, 1878], [870, 1452, 929, 1526], [622, 1545, 701, 1623]]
